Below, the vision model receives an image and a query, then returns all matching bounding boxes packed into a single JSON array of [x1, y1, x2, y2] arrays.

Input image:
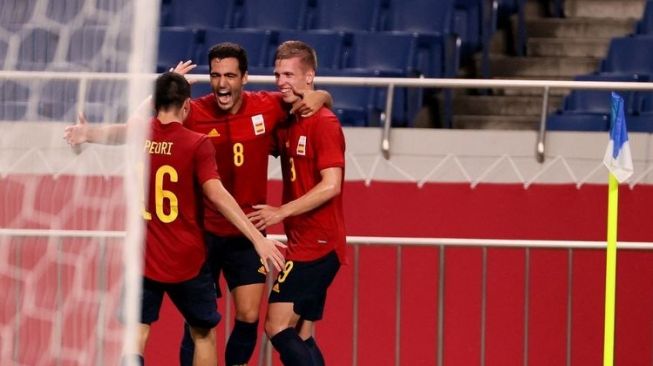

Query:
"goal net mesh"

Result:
[[0, 0, 158, 364]]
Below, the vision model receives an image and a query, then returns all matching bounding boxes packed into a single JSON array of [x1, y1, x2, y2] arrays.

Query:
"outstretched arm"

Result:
[[248, 167, 342, 230], [63, 113, 128, 145], [63, 93, 153, 146], [62, 61, 195, 146], [203, 179, 286, 272]]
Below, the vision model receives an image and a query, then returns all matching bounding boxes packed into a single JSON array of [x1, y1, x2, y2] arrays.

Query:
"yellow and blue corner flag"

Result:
[[602, 92, 633, 183], [602, 92, 634, 366]]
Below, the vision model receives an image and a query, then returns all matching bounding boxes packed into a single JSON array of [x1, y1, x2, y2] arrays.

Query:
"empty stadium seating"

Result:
[[162, 0, 235, 28], [234, 0, 312, 30], [17, 27, 60, 71], [276, 30, 349, 71], [308, 0, 384, 32], [156, 27, 202, 72], [600, 36, 653, 80]]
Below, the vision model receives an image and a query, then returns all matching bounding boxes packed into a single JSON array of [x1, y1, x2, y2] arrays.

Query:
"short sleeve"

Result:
[[314, 115, 345, 171], [194, 137, 220, 184]]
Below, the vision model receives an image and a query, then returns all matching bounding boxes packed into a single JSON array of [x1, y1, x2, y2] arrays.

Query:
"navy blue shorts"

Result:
[[205, 232, 267, 298], [141, 266, 220, 329], [268, 251, 340, 321]]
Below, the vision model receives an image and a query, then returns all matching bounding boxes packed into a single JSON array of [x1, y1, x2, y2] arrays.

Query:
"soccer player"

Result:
[[248, 41, 346, 366], [65, 43, 333, 366], [135, 72, 285, 366]]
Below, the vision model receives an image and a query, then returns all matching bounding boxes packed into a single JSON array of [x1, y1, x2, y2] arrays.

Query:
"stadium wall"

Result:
[[2, 126, 653, 365]]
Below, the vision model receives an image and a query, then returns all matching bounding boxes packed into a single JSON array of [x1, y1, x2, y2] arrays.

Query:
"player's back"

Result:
[[144, 118, 219, 283]]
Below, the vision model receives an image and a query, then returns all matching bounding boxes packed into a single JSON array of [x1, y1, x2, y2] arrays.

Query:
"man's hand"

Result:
[[170, 60, 197, 83], [289, 87, 329, 117], [63, 113, 90, 146], [253, 237, 287, 272], [247, 204, 287, 230]]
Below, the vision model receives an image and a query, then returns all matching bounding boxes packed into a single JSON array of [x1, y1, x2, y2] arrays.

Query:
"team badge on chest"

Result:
[[251, 114, 265, 135], [296, 135, 307, 156]]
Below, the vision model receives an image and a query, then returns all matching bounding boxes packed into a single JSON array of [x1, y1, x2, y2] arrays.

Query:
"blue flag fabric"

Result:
[[603, 92, 634, 183]]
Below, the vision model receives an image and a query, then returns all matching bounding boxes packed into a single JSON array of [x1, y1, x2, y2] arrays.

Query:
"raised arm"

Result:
[[203, 179, 286, 272], [248, 167, 342, 230]]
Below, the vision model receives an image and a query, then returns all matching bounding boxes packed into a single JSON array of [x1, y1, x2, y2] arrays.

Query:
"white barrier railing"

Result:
[[3, 70, 653, 163], [2, 228, 653, 365]]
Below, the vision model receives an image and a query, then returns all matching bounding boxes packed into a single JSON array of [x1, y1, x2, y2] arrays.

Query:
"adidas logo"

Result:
[[207, 128, 220, 137], [257, 265, 267, 275], [272, 284, 280, 293]]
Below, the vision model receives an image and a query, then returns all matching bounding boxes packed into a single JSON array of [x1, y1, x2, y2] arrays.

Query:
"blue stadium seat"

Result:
[[66, 26, 107, 70], [46, 0, 84, 23], [38, 80, 79, 121], [0, 0, 37, 31], [318, 69, 383, 127], [343, 32, 420, 76], [234, 0, 311, 30], [164, 0, 235, 29], [382, 0, 455, 35], [547, 114, 610, 131], [454, 0, 496, 76], [546, 74, 638, 132], [17, 27, 60, 71], [636, 0, 653, 34], [380, 0, 458, 78], [157, 27, 202, 72], [276, 30, 349, 70], [84, 80, 128, 122], [0, 81, 30, 121], [568, 74, 638, 114], [0, 38, 8, 69], [600, 36, 653, 79], [309, 0, 385, 32]]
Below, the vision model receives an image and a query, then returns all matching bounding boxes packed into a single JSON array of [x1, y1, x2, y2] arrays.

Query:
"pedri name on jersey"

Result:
[[144, 140, 173, 155]]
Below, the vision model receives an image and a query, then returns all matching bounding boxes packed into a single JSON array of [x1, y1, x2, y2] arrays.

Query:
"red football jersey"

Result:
[[185, 91, 287, 236], [274, 108, 347, 263], [144, 119, 220, 283]]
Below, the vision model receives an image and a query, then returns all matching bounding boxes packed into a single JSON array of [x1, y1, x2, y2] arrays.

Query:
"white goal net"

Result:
[[0, 0, 158, 364]]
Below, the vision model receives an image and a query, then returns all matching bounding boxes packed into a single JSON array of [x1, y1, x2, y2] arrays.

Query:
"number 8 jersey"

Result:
[[144, 118, 220, 283], [184, 91, 288, 237]]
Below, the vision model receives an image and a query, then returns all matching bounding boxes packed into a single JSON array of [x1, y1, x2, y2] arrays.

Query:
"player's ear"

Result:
[[306, 69, 314, 85], [242, 71, 248, 86]]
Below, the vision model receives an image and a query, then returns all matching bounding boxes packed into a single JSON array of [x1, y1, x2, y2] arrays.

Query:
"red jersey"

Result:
[[185, 91, 287, 236], [144, 119, 220, 283], [274, 108, 347, 263]]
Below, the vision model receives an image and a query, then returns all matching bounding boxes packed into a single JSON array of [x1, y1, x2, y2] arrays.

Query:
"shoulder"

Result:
[[245, 90, 285, 110], [307, 107, 341, 128], [190, 94, 215, 111]]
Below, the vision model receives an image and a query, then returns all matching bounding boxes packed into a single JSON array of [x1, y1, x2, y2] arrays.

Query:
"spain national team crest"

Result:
[[296, 135, 307, 156], [251, 114, 265, 135]]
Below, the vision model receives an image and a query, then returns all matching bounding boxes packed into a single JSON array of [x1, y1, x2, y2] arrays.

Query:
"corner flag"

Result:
[[602, 92, 633, 183], [602, 92, 633, 366]]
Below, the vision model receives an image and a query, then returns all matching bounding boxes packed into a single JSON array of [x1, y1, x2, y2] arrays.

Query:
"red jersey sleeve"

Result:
[[314, 115, 345, 171], [194, 137, 220, 184]]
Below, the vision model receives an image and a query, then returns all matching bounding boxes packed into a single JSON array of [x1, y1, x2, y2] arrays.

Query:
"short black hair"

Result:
[[153, 72, 190, 112], [207, 42, 248, 75]]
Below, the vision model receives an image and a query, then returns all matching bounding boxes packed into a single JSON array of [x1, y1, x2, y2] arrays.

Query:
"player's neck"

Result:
[[157, 110, 184, 125]]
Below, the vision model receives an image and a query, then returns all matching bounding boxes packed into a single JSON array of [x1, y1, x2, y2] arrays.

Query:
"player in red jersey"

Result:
[[133, 72, 285, 366], [248, 41, 346, 366], [65, 43, 333, 366], [176, 43, 332, 366]]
